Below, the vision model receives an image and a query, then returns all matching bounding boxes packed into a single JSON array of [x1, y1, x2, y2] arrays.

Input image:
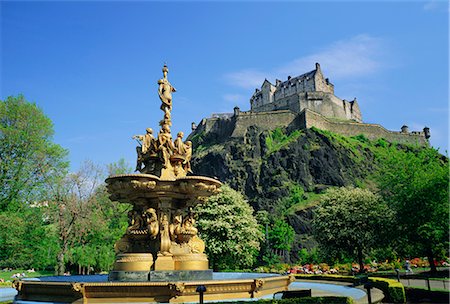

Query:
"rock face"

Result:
[[190, 126, 376, 258], [192, 127, 371, 209]]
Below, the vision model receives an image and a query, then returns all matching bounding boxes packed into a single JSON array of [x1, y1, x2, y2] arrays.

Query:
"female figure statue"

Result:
[[159, 213, 171, 255], [158, 64, 176, 112]]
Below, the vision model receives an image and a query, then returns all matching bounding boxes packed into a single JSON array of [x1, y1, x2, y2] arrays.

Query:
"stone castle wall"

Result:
[[249, 92, 362, 123], [299, 109, 428, 146], [190, 108, 428, 146], [231, 110, 297, 138]]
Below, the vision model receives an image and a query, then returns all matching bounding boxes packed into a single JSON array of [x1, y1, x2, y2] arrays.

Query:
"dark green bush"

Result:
[[213, 297, 353, 304], [294, 274, 357, 284], [369, 277, 406, 303]]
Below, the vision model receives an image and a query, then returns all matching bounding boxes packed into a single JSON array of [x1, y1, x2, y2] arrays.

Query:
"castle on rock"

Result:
[[189, 63, 430, 146]]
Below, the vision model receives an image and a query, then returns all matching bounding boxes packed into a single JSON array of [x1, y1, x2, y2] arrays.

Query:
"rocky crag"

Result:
[[189, 125, 383, 259]]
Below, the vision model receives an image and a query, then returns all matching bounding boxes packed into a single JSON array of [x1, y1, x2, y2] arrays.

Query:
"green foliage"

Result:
[[313, 187, 394, 271], [297, 248, 320, 265], [0, 95, 68, 270], [287, 191, 327, 214], [375, 145, 449, 270], [0, 95, 68, 212], [194, 185, 263, 271], [190, 130, 205, 147], [50, 161, 131, 274], [0, 209, 59, 270], [294, 274, 358, 284], [0, 155, 131, 272], [195, 143, 224, 159], [268, 219, 295, 251], [351, 134, 369, 144], [107, 158, 133, 175], [214, 297, 353, 304], [369, 277, 406, 303], [265, 127, 302, 156]]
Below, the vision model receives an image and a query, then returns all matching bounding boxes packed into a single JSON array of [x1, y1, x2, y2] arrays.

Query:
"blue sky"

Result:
[[1, 0, 448, 172]]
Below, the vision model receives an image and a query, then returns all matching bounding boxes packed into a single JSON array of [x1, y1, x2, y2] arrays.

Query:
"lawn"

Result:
[[0, 269, 53, 283]]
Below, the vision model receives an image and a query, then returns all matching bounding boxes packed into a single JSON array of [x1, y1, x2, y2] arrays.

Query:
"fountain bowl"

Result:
[[12, 273, 294, 303]]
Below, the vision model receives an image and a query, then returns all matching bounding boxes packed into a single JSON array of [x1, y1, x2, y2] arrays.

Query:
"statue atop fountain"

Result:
[[107, 65, 221, 281], [132, 64, 192, 180]]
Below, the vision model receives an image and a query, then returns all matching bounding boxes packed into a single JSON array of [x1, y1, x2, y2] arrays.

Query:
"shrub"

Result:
[[369, 277, 406, 303], [276, 297, 353, 304], [294, 274, 357, 284], [215, 297, 353, 304]]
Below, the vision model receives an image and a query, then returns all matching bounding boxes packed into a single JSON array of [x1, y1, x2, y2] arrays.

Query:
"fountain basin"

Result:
[[106, 174, 222, 207], [12, 273, 293, 303]]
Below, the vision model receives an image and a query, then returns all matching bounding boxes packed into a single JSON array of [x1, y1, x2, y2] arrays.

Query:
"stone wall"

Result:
[[314, 65, 334, 94], [191, 116, 236, 142], [190, 108, 428, 147], [250, 92, 362, 123], [231, 110, 297, 138], [299, 109, 428, 146]]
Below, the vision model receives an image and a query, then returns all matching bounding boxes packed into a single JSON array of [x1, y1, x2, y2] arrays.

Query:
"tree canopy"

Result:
[[0, 95, 68, 211], [313, 187, 394, 272], [375, 146, 449, 272], [193, 185, 263, 271]]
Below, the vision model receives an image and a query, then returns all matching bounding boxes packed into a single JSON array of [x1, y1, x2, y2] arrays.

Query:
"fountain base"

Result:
[[13, 273, 294, 303], [149, 270, 213, 282]]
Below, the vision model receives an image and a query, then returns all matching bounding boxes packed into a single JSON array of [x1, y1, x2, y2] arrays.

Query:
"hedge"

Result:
[[405, 287, 450, 303], [212, 297, 353, 304], [369, 277, 406, 303], [0, 282, 12, 288], [294, 274, 357, 284]]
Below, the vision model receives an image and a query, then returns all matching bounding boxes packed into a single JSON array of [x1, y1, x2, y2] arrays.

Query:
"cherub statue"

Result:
[[173, 132, 185, 155], [126, 210, 144, 233], [169, 211, 183, 242], [158, 64, 176, 112], [182, 211, 198, 236], [144, 208, 159, 239]]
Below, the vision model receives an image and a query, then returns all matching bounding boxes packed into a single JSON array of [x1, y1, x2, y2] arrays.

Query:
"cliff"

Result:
[[189, 125, 389, 258]]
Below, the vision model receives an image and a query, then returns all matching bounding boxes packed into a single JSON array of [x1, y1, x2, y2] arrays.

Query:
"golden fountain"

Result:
[[12, 65, 293, 303], [107, 64, 221, 281]]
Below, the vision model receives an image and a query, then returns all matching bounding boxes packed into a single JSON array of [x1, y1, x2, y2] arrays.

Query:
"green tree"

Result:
[[0, 95, 68, 211], [0, 95, 67, 270], [193, 185, 264, 271], [268, 219, 295, 251], [313, 187, 394, 273], [45, 161, 104, 275], [44, 159, 132, 274], [375, 146, 449, 273]]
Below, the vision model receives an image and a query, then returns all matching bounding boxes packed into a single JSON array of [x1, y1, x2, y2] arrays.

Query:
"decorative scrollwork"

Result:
[[168, 282, 185, 297], [131, 180, 156, 190], [12, 280, 23, 291], [288, 274, 296, 283], [71, 283, 83, 292], [252, 279, 264, 293]]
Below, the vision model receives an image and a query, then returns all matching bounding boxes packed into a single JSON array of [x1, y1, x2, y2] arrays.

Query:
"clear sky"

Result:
[[1, 0, 448, 171]]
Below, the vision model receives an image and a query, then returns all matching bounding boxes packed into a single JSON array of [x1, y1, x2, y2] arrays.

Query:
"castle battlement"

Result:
[[250, 63, 362, 123]]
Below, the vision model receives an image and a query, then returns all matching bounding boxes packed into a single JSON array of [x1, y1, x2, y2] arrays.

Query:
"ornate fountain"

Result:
[[107, 64, 221, 281], [12, 65, 293, 303]]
